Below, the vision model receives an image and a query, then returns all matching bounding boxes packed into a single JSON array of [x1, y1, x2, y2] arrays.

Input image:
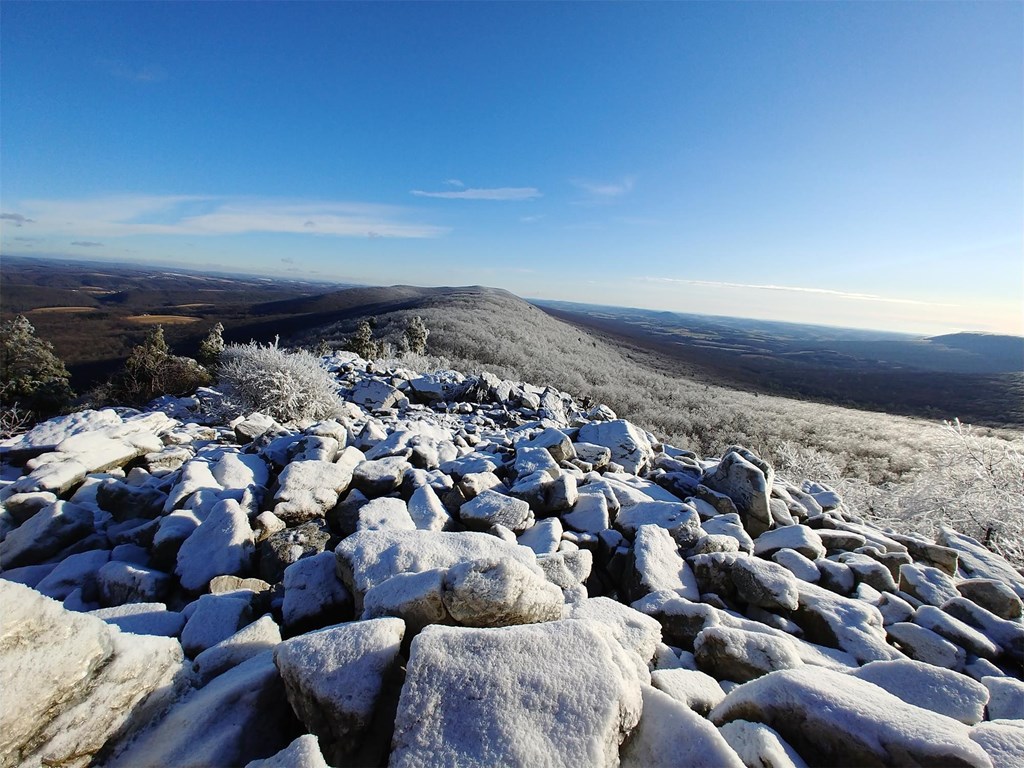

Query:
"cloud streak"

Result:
[[1, 212, 35, 227], [14, 195, 448, 239], [638, 277, 958, 307], [571, 176, 636, 204], [410, 187, 541, 201]]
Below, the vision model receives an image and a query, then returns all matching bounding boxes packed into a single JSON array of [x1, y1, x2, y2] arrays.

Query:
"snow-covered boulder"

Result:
[[710, 667, 992, 767], [390, 620, 643, 768], [441, 557, 564, 627], [274, 618, 405, 766], [621, 685, 744, 768]]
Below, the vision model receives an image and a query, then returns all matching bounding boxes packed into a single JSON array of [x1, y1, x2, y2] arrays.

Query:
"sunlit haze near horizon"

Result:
[[1, 2, 1021, 337]]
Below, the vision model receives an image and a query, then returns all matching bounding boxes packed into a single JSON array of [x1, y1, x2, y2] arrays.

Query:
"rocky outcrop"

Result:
[[1, 352, 1021, 767]]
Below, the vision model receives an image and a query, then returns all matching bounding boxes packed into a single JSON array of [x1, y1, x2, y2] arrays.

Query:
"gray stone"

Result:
[[459, 489, 534, 532], [35, 548, 111, 602], [563, 596, 663, 664], [899, 563, 961, 607], [0, 501, 93, 569], [361, 569, 450, 634], [282, 551, 353, 634], [627, 524, 700, 602], [577, 419, 653, 475], [702, 447, 774, 537], [244, 734, 330, 768], [792, 582, 899, 663], [717, 720, 808, 768], [0, 580, 183, 768], [621, 685, 744, 768], [886, 621, 967, 669], [441, 557, 564, 627], [96, 479, 167, 522], [941, 596, 1024, 663], [180, 594, 252, 658], [969, 722, 1024, 768], [90, 603, 186, 637], [957, 578, 1024, 620], [351, 378, 408, 410], [753, 525, 825, 560], [854, 659, 991, 724], [259, 520, 331, 583], [192, 614, 282, 686], [914, 605, 1001, 660], [982, 676, 1024, 721], [273, 460, 353, 524], [97, 560, 173, 606], [731, 556, 800, 612], [274, 618, 405, 766], [107, 651, 295, 768], [175, 498, 255, 593], [390, 620, 643, 768], [938, 526, 1024, 599], [650, 667, 725, 716], [695, 625, 804, 683], [335, 529, 542, 611], [710, 667, 991, 767], [407, 483, 455, 531], [351, 456, 411, 497], [356, 496, 416, 531]]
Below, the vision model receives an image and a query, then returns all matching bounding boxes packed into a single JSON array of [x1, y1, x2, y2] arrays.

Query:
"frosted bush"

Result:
[[218, 340, 343, 423]]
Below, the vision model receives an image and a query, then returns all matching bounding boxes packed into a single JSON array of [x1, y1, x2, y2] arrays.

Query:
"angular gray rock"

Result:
[[650, 667, 725, 716], [273, 618, 405, 766], [272, 460, 353, 524], [441, 557, 564, 627], [361, 569, 450, 633], [459, 489, 534, 532], [851, 658, 990, 724], [390, 620, 643, 768], [282, 551, 353, 633], [0, 581, 183, 768], [702, 447, 774, 537], [180, 594, 253, 657], [192, 614, 283, 686], [621, 685, 744, 768], [107, 652, 296, 768], [627, 524, 700, 602], [716, 720, 809, 768], [956, 578, 1024, 620], [710, 667, 992, 767], [577, 419, 653, 475], [244, 734, 330, 768], [175, 498, 255, 593], [694, 625, 804, 683], [0, 501, 93, 569], [335, 528, 542, 611]]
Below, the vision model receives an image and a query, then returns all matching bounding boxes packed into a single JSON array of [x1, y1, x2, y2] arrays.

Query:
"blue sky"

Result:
[[2, 1, 1021, 335]]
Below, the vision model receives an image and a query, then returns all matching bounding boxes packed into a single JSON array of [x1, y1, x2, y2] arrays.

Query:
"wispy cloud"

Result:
[[98, 59, 166, 83], [15, 195, 448, 239], [410, 187, 541, 201], [444, 179, 465, 188], [571, 176, 636, 204], [520, 214, 545, 223], [638, 277, 958, 307], [1, 212, 35, 227], [71, 241, 104, 247]]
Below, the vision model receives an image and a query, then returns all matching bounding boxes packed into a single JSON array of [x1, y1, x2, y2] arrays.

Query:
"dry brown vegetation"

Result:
[[125, 315, 202, 325]]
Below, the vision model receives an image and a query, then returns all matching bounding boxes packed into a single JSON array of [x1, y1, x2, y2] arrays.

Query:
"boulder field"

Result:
[[1, 351, 1022, 768]]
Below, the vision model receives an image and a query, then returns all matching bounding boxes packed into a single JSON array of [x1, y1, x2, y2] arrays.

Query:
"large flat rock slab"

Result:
[[710, 667, 992, 767], [390, 619, 643, 768]]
